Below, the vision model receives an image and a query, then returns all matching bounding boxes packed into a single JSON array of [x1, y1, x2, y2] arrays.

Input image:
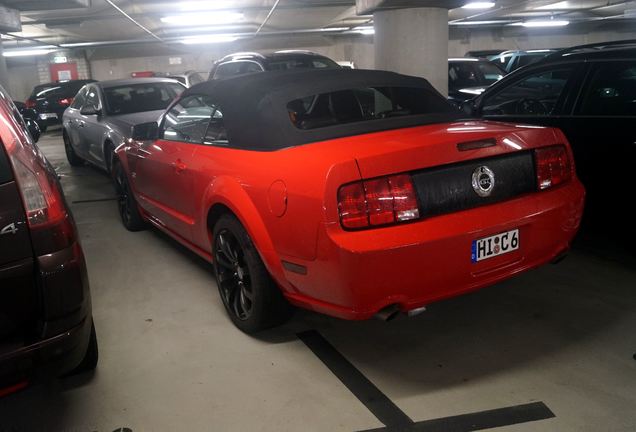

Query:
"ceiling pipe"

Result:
[[2, 26, 368, 54], [3, 33, 62, 48], [102, 0, 162, 41], [256, 0, 281, 34]]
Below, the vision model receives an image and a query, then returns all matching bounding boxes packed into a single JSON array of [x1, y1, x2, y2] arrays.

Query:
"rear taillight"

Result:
[[9, 151, 75, 254], [338, 174, 420, 229], [59, 97, 73, 106], [535, 145, 572, 191], [12, 159, 66, 228], [25, 99, 36, 109]]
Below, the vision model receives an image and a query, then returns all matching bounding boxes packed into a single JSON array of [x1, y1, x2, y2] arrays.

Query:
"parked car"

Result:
[[448, 58, 506, 104], [167, 71, 206, 88], [489, 49, 558, 73], [26, 79, 96, 127], [462, 40, 636, 230], [114, 69, 584, 333], [465, 49, 506, 59], [0, 85, 97, 396], [208, 50, 340, 80], [62, 78, 185, 174]]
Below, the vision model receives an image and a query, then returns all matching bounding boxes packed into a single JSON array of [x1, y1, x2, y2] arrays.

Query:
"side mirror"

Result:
[[131, 122, 159, 141], [460, 99, 478, 118], [80, 105, 100, 116], [25, 119, 41, 143]]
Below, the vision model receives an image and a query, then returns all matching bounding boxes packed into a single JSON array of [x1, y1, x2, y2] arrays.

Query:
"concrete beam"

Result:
[[0, 5, 21, 32], [2, 0, 90, 11], [357, 0, 467, 14]]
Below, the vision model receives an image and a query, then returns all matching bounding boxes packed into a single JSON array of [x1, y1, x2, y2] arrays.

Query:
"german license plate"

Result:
[[39, 113, 57, 120], [471, 229, 519, 263]]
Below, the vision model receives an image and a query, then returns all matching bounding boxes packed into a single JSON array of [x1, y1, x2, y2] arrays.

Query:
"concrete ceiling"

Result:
[[1, 0, 635, 51]]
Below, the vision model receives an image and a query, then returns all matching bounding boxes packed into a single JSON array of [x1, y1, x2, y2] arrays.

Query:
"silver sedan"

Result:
[[62, 77, 185, 173]]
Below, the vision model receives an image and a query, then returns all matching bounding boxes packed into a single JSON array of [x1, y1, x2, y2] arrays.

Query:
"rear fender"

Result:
[[198, 176, 289, 290]]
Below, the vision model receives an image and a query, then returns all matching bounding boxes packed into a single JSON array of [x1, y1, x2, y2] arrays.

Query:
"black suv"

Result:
[[26, 79, 96, 127], [464, 40, 636, 230], [208, 50, 340, 80], [0, 85, 97, 395]]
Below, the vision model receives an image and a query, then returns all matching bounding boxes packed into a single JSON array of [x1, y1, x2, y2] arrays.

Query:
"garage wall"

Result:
[[449, 25, 636, 57], [6, 62, 40, 101], [4, 24, 633, 99]]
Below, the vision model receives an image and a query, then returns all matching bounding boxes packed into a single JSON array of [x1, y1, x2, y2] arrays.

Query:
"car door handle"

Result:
[[78, 120, 85, 128], [172, 159, 187, 173]]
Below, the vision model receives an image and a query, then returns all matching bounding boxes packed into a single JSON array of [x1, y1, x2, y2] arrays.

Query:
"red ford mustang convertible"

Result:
[[114, 69, 585, 333]]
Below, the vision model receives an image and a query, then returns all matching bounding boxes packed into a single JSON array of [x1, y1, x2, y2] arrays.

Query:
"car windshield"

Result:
[[268, 56, 339, 71], [103, 82, 185, 115], [287, 86, 454, 130], [449, 62, 505, 89]]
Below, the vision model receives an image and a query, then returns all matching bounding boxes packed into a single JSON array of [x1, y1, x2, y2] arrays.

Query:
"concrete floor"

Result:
[[0, 130, 635, 431]]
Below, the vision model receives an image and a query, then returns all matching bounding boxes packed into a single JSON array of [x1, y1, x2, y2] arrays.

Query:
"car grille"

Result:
[[411, 151, 537, 218]]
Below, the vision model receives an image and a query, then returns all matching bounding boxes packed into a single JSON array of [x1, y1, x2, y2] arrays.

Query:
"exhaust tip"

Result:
[[551, 249, 569, 264], [374, 304, 401, 321], [407, 306, 427, 318]]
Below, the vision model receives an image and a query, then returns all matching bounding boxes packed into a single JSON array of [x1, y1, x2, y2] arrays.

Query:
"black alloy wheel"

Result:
[[212, 215, 292, 333], [113, 162, 146, 231], [64, 132, 84, 166], [215, 229, 254, 321]]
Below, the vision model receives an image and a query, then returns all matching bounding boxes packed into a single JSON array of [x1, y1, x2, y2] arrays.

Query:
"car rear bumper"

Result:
[[0, 241, 93, 390], [281, 180, 585, 320], [0, 317, 92, 389]]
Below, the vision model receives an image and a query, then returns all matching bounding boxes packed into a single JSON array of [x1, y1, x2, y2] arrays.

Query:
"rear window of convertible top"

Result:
[[286, 86, 452, 130]]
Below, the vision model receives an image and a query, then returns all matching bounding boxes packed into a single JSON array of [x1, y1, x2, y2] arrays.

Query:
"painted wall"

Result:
[[449, 24, 636, 57]]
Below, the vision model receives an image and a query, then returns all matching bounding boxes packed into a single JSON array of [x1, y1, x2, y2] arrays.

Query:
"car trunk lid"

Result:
[[345, 121, 553, 218]]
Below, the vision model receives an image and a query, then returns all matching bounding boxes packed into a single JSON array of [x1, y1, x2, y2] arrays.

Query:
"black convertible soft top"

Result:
[[183, 69, 461, 150]]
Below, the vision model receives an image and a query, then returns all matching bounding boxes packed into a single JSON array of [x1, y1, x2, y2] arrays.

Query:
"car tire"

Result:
[[212, 214, 292, 333], [69, 321, 98, 374], [64, 131, 83, 167], [113, 160, 146, 232], [104, 141, 115, 174]]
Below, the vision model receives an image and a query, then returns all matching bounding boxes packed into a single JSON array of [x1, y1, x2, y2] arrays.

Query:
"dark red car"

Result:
[[114, 69, 585, 333], [0, 85, 97, 396]]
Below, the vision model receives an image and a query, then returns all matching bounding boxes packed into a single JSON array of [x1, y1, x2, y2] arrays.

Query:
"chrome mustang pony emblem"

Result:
[[472, 166, 495, 197]]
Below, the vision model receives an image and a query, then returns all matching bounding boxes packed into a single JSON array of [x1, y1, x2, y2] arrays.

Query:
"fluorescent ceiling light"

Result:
[[451, 20, 515, 25], [462, 2, 496, 9], [353, 26, 374, 35], [3, 49, 55, 57], [534, 1, 571, 10], [521, 20, 569, 27], [161, 12, 244, 26], [180, 34, 238, 44]]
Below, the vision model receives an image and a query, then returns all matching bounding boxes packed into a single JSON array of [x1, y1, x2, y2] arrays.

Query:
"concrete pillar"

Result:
[[374, 7, 449, 96], [0, 43, 9, 92]]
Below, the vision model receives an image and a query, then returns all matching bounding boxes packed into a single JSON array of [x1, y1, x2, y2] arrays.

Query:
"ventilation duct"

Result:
[[0, 5, 20, 32]]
